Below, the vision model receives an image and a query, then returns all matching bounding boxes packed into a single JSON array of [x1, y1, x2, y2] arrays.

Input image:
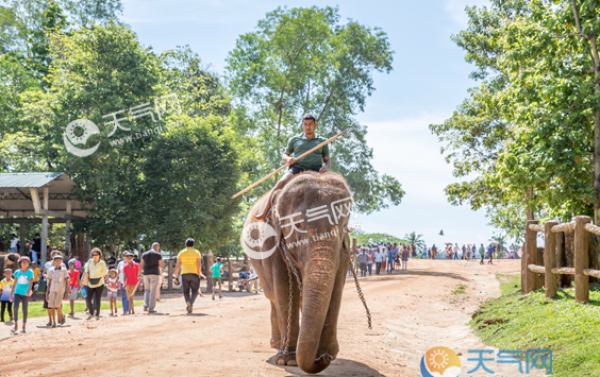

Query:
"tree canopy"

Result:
[[226, 6, 404, 214], [431, 0, 600, 241]]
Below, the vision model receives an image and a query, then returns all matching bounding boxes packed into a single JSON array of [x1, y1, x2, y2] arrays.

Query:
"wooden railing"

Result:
[[523, 215, 600, 303]]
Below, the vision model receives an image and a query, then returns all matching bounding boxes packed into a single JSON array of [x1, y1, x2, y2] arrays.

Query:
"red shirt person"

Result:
[[122, 252, 140, 315]]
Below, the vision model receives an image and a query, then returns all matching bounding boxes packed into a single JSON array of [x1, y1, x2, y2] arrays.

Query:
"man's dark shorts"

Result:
[[289, 166, 320, 175]]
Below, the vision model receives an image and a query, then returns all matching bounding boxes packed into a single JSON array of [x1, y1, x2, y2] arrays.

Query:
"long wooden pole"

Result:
[[231, 126, 354, 199]]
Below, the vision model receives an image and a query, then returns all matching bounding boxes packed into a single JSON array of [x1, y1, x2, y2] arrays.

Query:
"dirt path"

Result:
[[0, 260, 543, 376]]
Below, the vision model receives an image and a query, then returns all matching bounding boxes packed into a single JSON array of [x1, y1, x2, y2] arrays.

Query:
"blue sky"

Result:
[[121, 0, 499, 247]]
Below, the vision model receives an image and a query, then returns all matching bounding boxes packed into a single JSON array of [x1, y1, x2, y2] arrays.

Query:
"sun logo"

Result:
[[420, 346, 461, 377]]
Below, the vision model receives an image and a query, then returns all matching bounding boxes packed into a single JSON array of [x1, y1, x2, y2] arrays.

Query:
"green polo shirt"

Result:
[[285, 133, 330, 171]]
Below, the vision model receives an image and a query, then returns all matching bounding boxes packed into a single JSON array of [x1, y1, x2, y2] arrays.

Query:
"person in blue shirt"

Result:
[[10, 256, 34, 334], [487, 245, 494, 265], [388, 245, 396, 274]]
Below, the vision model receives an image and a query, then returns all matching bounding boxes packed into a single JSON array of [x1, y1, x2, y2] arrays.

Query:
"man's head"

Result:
[[32, 262, 37, 269], [152, 242, 160, 252], [216, 257, 222, 263], [301, 114, 317, 136], [35, 233, 40, 239], [3, 268, 12, 279], [10, 233, 16, 239], [53, 254, 63, 267], [123, 251, 134, 263], [186, 238, 194, 247]]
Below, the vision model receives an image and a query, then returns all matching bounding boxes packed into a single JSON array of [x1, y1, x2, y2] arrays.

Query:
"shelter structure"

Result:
[[0, 172, 90, 266]]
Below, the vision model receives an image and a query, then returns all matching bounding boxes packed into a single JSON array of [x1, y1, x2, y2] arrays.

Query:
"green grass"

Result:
[[452, 283, 467, 295], [470, 274, 600, 376], [8, 299, 143, 320]]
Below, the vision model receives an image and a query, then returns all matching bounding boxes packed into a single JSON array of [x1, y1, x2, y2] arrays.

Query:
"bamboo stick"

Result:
[[231, 126, 354, 199]]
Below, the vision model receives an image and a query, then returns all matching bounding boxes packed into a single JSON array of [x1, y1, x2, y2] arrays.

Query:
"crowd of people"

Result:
[[0, 236, 259, 336], [350, 241, 521, 277]]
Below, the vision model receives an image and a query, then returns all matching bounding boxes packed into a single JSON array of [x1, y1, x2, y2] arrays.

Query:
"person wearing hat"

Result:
[[9, 233, 19, 254], [42, 250, 65, 325], [174, 238, 206, 314], [9, 256, 33, 334], [46, 254, 70, 327]]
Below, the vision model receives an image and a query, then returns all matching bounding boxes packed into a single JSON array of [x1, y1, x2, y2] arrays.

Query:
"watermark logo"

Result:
[[63, 119, 101, 157], [420, 346, 461, 377], [241, 221, 278, 260], [63, 93, 182, 157]]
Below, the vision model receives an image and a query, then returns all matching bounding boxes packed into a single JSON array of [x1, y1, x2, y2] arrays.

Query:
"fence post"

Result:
[[207, 250, 214, 293], [523, 220, 538, 294], [574, 216, 591, 304], [544, 221, 558, 299], [228, 259, 233, 292]]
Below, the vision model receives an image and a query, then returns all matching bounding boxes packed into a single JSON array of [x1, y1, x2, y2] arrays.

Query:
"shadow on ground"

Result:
[[267, 356, 387, 377], [357, 269, 471, 282]]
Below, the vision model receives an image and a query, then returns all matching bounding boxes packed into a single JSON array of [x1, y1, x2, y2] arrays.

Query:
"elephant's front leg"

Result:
[[269, 300, 282, 349], [273, 268, 301, 366]]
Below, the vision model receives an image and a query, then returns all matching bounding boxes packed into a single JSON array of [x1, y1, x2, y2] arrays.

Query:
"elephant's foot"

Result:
[[275, 351, 298, 366], [317, 341, 339, 362]]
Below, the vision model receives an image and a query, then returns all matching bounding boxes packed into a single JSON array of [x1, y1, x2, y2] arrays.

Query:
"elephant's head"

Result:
[[0, 253, 19, 273], [272, 171, 352, 374]]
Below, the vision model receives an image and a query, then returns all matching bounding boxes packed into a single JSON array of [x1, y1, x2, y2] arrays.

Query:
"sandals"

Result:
[[10, 328, 17, 334], [46, 322, 52, 327]]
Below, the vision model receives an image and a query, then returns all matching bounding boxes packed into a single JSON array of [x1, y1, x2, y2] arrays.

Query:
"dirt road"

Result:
[[0, 259, 540, 376]]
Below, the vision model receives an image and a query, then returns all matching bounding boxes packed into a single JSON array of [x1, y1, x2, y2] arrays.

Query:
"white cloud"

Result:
[[356, 113, 497, 245]]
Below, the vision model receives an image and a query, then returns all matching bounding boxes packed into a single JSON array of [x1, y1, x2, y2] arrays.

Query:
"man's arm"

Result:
[[140, 259, 145, 275]]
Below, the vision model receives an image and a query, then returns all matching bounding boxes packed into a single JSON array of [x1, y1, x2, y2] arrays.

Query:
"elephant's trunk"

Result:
[[296, 260, 336, 374]]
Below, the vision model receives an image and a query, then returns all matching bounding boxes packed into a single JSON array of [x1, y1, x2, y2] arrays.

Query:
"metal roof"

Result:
[[0, 172, 64, 188], [0, 172, 88, 217]]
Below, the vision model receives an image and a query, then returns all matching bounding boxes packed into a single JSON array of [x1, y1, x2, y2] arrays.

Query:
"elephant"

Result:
[[0, 253, 19, 273], [243, 171, 353, 374]]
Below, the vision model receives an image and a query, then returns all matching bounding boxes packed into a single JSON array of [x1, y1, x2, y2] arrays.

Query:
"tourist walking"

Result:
[[141, 242, 163, 313], [67, 259, 80, 317], [46, 254, 69, 327], [1, 269, 14, 322], [107, 269, 119, 316], [122, 252, 140, 315], [10, 256, 33, 334], [487, 244, 494, 265], [367, 246, 374, 275], [479, 244, 485, 265], [117, 253, 129, 315], [174, 238, 206, 313], [211, 256, 224, 300], [84, 248, 107, 320], [401, 246, 409, 271], [358, 248, 368, 277], [374, 247, 384, 274]]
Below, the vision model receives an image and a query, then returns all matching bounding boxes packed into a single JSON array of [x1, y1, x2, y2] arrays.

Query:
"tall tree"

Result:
[[226, 6, 404, 213]]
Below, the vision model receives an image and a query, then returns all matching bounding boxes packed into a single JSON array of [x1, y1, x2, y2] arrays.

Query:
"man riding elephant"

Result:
[[245, 170, 353, 374], [252, 114, 331, 222]]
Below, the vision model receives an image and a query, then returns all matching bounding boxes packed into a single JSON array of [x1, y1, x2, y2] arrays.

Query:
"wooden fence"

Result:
[[523, 215, 600, 303]]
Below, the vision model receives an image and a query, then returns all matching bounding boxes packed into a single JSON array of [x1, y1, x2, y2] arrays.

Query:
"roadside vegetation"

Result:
[[471, 274, 600, 376]]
